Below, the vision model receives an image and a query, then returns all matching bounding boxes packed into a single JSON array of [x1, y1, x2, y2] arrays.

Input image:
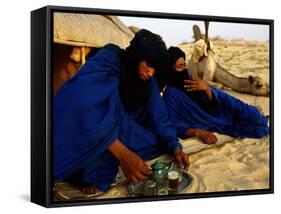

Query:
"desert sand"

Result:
[[182, 40, 270, 194]]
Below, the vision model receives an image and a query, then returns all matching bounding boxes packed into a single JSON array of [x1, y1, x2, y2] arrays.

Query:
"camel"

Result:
[[187, 24, 269, 97], [53, 44, 93, 93]]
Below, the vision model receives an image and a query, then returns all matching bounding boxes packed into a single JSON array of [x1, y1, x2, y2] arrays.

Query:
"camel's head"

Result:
[[248, 75, 270, 96], [192, 39, 214, 64]]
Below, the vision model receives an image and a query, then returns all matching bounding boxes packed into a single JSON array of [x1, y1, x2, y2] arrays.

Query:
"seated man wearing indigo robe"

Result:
[[161, 47, 269, 145], [53, 30, 189, 194]]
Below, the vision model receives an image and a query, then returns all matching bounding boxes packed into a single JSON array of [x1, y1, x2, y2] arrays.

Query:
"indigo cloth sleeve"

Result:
[[146, 78, 183, 153], [53, 45, 125, 181]]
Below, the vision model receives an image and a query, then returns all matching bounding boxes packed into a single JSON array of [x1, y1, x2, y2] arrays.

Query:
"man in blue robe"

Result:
[[53, 30, 189, 193], [162, 47, 269, 144]]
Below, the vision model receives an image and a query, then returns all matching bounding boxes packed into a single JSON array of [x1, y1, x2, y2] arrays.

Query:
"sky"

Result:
[[118, 16, 269, 47]]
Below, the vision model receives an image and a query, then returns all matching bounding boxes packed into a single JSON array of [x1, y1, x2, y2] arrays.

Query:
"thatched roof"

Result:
[[53, 13, 134, 48], [128, 25, 141, 33]]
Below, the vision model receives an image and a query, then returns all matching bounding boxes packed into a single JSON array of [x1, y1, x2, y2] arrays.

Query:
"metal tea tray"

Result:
[[128, 171, 192, 197]]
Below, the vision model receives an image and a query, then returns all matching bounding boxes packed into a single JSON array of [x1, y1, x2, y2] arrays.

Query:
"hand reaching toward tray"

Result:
[[119, 149, 152, 183], [108, 139, 152, 183], [173, 147, 190, 170]]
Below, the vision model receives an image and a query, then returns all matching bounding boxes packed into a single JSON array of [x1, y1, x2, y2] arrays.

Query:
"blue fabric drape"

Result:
[[53, 44, 181, 191], [162, 86, 269, 139]]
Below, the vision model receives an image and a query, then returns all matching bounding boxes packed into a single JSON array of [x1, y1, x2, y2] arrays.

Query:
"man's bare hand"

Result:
[[108, 139, 152, 183], [173, 147, 190, 170], [184, 78, 213, 100], [184, 78, 209, 92], [195, 129, 217, 144], [119, 149, 152, 183], [188, 128, 218, 144]]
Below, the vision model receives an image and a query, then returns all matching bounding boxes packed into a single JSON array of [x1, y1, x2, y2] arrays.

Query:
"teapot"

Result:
[[150, 160, 168, 182], [150, 160, 179, 181]]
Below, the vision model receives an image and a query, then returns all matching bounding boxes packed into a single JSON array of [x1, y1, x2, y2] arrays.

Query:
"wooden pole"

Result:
[[81, 46, 86, 65]]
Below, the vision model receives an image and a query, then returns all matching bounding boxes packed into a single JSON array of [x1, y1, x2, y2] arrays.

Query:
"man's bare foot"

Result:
[[82, 186, 102, 195]]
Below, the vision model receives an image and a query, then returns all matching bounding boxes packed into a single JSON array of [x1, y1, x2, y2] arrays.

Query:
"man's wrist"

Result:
[[187, 128, 197, 137], [205, 86, 211, 94], [173, 146, 182, 155], [107, 139, 127, 161], [206, 87, 212, 100]]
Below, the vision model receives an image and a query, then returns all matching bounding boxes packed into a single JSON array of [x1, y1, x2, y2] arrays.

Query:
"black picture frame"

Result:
[[31, 5, 274, 208]]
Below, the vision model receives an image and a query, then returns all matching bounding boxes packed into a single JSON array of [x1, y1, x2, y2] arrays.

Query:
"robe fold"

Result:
[[163, 86, 269, 139], [53, 44, 181, 191]]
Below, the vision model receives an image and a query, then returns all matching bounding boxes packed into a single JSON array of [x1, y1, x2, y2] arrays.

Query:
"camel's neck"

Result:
[[215, 63, 251, 93]]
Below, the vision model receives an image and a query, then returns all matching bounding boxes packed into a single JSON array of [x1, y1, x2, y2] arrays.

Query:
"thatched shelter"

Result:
[[53, 13, 135, 92], [54, 13, 134, 48], [128, 25, 141, 34]]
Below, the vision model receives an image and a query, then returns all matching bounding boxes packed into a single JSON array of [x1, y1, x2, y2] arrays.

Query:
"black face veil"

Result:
[[167, 46, 220, 116], [119, 29, 169, 112], [166, 46, 190, 91]]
